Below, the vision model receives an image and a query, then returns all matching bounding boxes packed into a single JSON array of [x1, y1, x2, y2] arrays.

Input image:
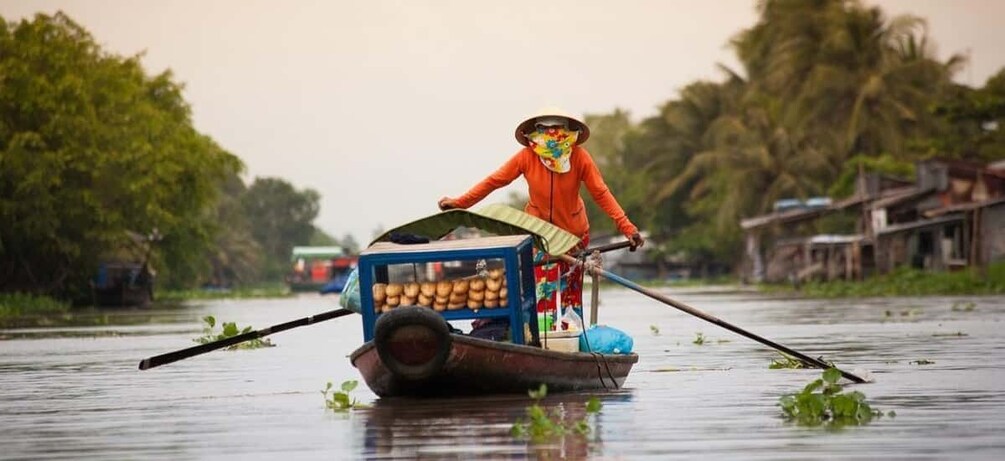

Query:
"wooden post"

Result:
[[590, 271, 599, 326], [972, 207, 987, 278]]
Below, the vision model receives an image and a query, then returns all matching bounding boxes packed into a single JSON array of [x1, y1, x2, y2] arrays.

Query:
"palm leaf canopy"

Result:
[[370, 204, 581, 256]]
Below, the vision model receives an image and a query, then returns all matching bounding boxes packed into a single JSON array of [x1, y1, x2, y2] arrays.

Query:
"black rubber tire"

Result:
[[374, 306, 452, 381]]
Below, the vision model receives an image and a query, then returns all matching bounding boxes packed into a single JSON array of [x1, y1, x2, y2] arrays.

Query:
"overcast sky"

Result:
[[3, 1, 1003, 246]]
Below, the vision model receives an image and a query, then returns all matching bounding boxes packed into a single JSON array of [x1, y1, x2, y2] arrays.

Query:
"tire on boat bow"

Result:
[[374, 306, 452, 381]]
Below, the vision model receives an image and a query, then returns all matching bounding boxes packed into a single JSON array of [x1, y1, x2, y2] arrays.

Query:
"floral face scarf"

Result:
[[526, 126, 579, 173]]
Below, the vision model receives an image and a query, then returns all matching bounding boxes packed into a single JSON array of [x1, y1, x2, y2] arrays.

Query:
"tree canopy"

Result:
[[0, 12, 337, 298], [0, 12, 242, 298]]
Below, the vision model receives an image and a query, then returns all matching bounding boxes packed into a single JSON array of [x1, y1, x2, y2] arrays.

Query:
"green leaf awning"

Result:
[[370, 204, 581, 256]]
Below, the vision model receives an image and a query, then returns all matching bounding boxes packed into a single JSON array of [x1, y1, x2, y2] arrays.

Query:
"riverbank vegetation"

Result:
[[157, 283, 293, 302], [763, 261, 1005, 297], [0, 293, 69, 319]]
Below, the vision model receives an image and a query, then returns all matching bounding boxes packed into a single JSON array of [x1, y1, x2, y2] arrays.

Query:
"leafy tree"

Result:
[[0, 12, 241, 298], [918, 69, 1005, 161], [241, 177, 320, 278], [204, 171, 263, 286]]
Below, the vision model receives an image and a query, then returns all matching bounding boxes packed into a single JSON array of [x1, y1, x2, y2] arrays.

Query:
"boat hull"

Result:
[[350, 334, 638, 398]]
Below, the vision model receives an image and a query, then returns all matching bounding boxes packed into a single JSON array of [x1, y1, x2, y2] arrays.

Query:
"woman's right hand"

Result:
[[438, 197, 459, 211]]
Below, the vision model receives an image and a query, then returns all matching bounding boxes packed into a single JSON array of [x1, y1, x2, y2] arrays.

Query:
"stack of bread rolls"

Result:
[[482, 268, 506, 308], [371, 269, 509, 313]]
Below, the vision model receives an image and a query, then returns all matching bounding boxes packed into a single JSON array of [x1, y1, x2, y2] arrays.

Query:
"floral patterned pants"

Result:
[[534, 234, 589, 313]]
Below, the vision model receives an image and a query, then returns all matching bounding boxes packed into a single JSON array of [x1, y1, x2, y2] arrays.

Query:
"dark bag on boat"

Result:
[[580, 325, 633, 354], [469, 318, 509, 341]]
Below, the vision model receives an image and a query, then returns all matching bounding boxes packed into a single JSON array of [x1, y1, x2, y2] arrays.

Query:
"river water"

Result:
[[1, 288, 1003, 460]]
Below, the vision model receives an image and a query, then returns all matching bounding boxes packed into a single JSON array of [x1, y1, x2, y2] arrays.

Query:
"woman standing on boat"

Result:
[[438, 107, 644, 315]]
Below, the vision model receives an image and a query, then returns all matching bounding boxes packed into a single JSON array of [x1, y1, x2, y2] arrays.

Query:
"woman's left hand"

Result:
[[628, 232, 645, 251]]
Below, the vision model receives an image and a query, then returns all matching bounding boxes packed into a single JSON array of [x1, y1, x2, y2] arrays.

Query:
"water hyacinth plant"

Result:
[[779, 368, 893, 427], [193, 315, 274, 349], [322, 380, 367, 412], [511, 384, 602, 442], [769, 353, 808, 369]]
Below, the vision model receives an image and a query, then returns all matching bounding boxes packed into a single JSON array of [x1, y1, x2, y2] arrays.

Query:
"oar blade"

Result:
[[137, 308, 355, 370]]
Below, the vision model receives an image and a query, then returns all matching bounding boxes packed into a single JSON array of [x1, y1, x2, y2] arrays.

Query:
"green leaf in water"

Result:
[[822, 368, 841, 384]]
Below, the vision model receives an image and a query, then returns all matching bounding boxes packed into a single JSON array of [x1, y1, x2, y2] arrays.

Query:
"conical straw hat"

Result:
[[514, 107, 590, 146]]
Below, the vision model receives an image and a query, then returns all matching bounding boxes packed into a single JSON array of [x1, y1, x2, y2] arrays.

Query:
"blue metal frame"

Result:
[[358, 236, 538, 344]]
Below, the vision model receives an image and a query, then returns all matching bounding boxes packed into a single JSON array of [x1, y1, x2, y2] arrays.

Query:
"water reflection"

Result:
[[355, 392, 631, 459]]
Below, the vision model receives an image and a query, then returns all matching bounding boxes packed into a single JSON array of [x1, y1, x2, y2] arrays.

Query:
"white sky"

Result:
[[3, 0, 1003, 246]]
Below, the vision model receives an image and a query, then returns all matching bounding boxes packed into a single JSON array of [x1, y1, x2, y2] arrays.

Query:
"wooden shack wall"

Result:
[[979, 202, 1005, 263]]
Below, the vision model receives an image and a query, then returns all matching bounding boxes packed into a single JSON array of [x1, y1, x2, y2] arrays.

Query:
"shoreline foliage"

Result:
[[762, 262, 1005, 297], [0, 293, 70, 319]]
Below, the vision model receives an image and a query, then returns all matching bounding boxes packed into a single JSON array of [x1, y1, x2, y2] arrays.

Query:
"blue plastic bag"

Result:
[[338, 267, 361, 313], [579, 325, 634, 354]]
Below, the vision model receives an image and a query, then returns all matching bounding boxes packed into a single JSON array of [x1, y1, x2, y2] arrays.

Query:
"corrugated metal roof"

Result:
[[869, 187, 936, 210], [923, 196, 1005, 218], [740, 187, 920, 231]]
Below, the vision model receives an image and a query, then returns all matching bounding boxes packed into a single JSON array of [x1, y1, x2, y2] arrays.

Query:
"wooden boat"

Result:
[[350, 307, 637, 397], [91, 261, 154, 308], [348, 205, 638, 398]]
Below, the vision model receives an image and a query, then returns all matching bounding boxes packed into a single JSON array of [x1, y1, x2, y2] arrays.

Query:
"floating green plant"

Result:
[[951, 301, 976, 312], [650, 325, 660, 336], [193, 315, 274, 349], [322, 379, 367, 412], [652, 366, 732, 373], [910, 359, 935, 365], [769, 353, 808, 369], [511, 384, 602, 442], [779, 368, 893, 428], [931, 332, 967, 337], [692, 332, 706, 345]]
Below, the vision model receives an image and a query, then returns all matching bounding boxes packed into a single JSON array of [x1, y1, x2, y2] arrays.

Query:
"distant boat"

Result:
[[91, 261, 154, 308], [286, 246, 356, 292]]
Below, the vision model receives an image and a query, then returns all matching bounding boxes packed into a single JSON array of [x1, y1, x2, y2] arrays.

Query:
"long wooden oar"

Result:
[[559, 254, 867, 383], [139, 308, 355, 370]]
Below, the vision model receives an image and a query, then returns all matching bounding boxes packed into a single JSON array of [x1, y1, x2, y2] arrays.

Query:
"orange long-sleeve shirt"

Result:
[[453, 147, 638, 239]]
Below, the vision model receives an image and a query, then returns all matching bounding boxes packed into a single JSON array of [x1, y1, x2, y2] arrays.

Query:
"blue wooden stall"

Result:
[[357, 235, 539, 344]]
